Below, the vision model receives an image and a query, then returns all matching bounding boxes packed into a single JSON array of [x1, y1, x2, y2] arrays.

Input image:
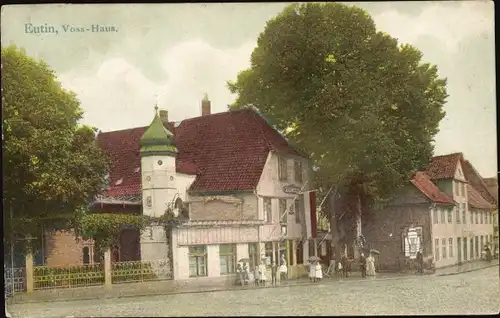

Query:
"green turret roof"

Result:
[[140, 107, 177, 157]]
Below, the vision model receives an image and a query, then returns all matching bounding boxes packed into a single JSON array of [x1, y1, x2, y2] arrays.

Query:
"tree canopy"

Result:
[[2, 45, 109, 246], [228, 3, 448, 206]]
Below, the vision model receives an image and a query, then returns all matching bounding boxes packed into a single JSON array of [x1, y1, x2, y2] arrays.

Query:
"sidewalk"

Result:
[[7, 259, 498, 304]]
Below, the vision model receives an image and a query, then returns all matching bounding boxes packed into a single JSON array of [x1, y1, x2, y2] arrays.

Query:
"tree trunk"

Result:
[[328, 190, 342, 266]]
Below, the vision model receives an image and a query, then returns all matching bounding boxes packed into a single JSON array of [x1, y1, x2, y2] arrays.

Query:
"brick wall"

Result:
[[45, 230, 93, 266], [189, 194, 258, 221], [363, 187, 433, 271]]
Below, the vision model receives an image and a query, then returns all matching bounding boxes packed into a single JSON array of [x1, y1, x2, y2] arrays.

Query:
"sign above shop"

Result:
[[283, 184, 301, 195]]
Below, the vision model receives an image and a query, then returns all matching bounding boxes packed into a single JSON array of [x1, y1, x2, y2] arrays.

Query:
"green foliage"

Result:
[[2, 45, 109, 244], [33, 264, 105, 289], [228, 3, 448, 207]]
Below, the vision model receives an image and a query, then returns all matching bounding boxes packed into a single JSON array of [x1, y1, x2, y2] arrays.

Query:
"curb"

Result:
[[9, 264, 499, 305], [435, 263, 499, 277]]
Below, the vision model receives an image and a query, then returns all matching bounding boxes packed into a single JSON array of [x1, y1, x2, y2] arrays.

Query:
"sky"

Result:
[[1, 2, 497, 177]]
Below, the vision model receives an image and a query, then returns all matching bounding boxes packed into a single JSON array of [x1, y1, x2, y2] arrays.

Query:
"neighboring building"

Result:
[[364, 153, 496, 270], [483, 177, 498, 253], [43, 96, 318, 281]]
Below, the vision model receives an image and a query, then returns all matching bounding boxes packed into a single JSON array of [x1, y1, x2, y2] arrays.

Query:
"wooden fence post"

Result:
[[25, 251, 34, 293]]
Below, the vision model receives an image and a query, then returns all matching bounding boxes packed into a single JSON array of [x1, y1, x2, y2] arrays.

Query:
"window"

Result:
[[433, 208, 438, 224], [308, 239, 315, 257], [219, 244, 236, 275], [470, 238, 474, 259], [456, 207, 460, 224], [449, 238, 454, 258], [475, 210, 479, 224], [264, 198, 272, 223], [475, 236, 479, 258], [403, 227, 422, 259], [441, 238, 447, 259], [480, 236, 484, 251], [440, 208, 446, 223], [264, 242, 274, 264], [278, 157, 288, 181], [434, 239, 440, 261], [82, 247, 90, 264], [463, 237, 468, 261], [462, 206, 466, 224], [279, 199, 287, 223], [295, 195, 303, 223], [296, 240, 304, 264], [454, 181, 459, 197], [189, 246, 207, 277], [460, 183, 465, 196], [470, 208, 474, 224], [447, 208, 452, 223], [294, 160, 303, 183], [480, 211, 484, 224]]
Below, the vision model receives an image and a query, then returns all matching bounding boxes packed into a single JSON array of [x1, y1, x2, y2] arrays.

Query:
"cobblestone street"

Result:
[[8, 266, 499, 317]]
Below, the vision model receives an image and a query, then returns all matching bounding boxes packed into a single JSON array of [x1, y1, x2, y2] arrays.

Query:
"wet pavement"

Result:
[[8, 266, 499, 317]]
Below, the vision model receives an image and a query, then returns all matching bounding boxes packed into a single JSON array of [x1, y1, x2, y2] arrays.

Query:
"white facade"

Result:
[[141, 147, 313, 280], [430, 161, 495, 268]]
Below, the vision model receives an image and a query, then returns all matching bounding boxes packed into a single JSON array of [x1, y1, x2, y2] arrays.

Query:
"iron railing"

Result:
[[33, 263, 105, 290], [111, 259, 172, 284]]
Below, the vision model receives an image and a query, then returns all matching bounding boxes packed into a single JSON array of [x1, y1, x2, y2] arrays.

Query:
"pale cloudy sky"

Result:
[[1, 2, 496, 177]]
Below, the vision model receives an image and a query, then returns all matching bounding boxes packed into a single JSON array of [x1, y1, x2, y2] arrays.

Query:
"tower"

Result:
[[140, 105, 178, 218], [139, 105, 178, 264]]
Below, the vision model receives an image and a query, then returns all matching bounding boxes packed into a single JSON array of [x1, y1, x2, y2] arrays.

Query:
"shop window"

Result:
[[189, 245, 207, 277], [219, 244, 236, 275]]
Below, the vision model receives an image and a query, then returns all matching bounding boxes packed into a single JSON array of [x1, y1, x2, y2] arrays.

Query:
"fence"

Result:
[[33, 263, 105, 290], [4, 267, 26, 295], [112, 259, 172, 284], [5, 249, 173, 295]]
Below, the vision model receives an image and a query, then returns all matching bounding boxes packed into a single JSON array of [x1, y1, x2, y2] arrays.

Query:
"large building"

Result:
[[364, 153, 497, 270], [483, 177, 498, 254], [44, 97, 318, 281]]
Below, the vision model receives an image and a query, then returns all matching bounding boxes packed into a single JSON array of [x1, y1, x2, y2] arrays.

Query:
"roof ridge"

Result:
[[432, 152, 463, 159]]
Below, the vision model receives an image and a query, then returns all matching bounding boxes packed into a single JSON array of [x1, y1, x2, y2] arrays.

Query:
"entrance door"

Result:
[[457, 238, 462, 264]]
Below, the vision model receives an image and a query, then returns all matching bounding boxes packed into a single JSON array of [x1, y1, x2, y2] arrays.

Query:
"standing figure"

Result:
[[341, 254, 349, 278], [315, 261, 323, 282], [254, 265, 261, 286], [416, 249, 424, 273], [309, 261, 316, 282], [366, 253, 376, 277], [242, 261, 250, 284], [259, 261, 268, 286], [236, 263, 244, 285], [271, 262, 278, 285], [360, 253, 367, 278], [279, 254, 288, 281]]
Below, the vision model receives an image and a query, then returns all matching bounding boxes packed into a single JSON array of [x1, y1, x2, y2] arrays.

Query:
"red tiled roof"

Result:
[[410, 171, 455, 205], [97, 108, 304, 196], [461, 160, 497, 206], [424, 153, 463, 180], [468, 185, 494, 209]]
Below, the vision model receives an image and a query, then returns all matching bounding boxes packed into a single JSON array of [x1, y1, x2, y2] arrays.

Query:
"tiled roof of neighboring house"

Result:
[[483, 177, 498, 202], [410, 171, 455, 205], [424, 153, 463, 180], [462, 160, 497, 206], [468, 184, 495, 209], [97, 108, 305, 197]]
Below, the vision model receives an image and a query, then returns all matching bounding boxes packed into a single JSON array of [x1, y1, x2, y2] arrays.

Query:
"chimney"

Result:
[[159, 109, 169, 125], [201, 93, 211, 116]]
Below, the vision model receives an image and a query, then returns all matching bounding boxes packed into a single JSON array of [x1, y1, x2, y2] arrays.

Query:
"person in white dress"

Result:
[[308, 261, 316, 281], [259, 262, 268, 286], [279, 254, 288, 281], [315, 262, 323, 282], [366, 254, 376, 276]]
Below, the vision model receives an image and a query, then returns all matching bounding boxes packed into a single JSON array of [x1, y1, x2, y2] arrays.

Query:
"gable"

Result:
[[454, 160, 466, 181]]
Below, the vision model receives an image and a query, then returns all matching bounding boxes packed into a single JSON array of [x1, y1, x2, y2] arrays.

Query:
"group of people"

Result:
[[236, 254, 288, 286], [308, 260, 323, 282], [358, 252, 376, 278], [482, 244, 493, 262]]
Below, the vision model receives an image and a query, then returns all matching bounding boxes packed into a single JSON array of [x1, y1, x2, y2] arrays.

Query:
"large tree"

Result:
[[2, 45, 108, 250], [228, 3, 448, 258]]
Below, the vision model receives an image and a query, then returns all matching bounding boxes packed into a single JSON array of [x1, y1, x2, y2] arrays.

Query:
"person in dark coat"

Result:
[[416, 249, 424, 273], [360, 253, 367, 278], [341, 254, 349, 278]]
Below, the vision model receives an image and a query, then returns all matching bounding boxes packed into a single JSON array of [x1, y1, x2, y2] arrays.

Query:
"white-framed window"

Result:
[[294, 196, 302, 223], [433, 208, 438, 224], [456, 206, 460, 224], [454, 181, 459, 197], [449, 238, 454, 258], [264, 198, 272, 223], [219, 244, 236, 275], [434, 239, 440, 261], [279, 198, 287, 223], [278, 157, 288, 181], [470, 209, 474, 224], [294, 160, 303, 183], [475, 210, 479, 224], [447, 208, 453, 224], [480, 211, 484, 224], [462, 204, 466, 224], [403, 227, 422, 259], [460, 182, 465, 196], [440, 208, 446, 223], [442, 238, 447, 259], [189, 245, 207, 277]]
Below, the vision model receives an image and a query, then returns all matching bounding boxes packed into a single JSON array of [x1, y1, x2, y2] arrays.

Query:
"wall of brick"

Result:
[[44, 230, 93, 266]]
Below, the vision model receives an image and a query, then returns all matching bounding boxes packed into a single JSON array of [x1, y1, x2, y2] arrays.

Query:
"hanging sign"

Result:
[[283, 184, 301, 195]]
